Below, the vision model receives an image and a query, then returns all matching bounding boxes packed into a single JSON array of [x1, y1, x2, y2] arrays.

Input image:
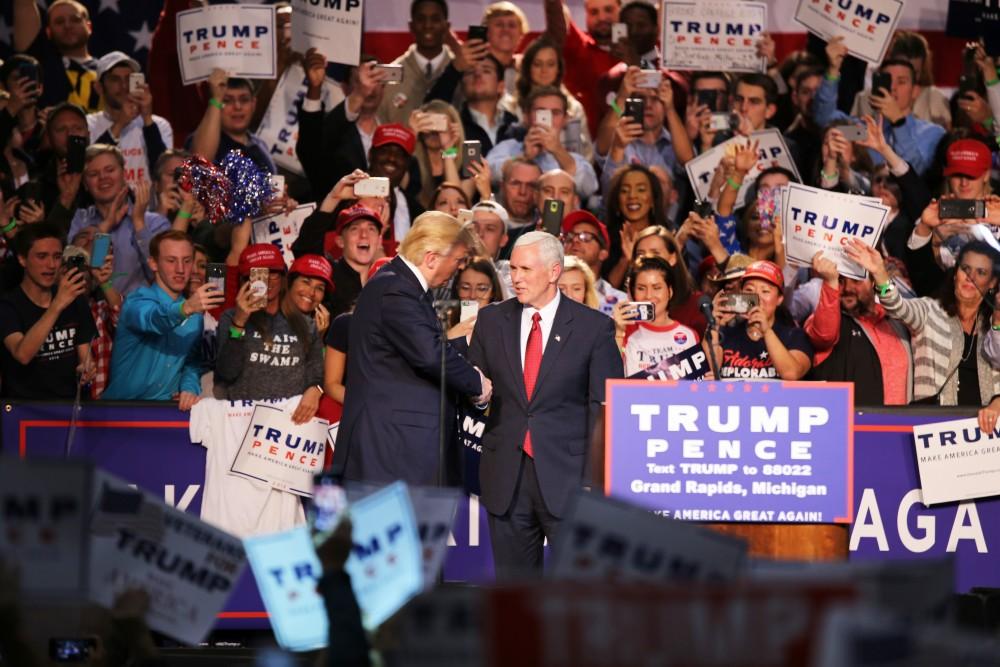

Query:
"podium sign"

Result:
[[605, 381, 854, 523]]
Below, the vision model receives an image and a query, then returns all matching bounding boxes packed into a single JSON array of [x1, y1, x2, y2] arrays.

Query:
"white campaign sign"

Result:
[[408, 487, 461, 591], [292, 0, 364, 66], [229, 404, 330, 497], [684, 129, 801, 210], [912, 418, 1000, 506], [256, 63, 345, 176], [252, 202, 317, 268], [245, 525, 328, 651], [88, 470, 246, 646], [549, 491, 747, 582], [176, 5, 277, 85], [781, 183, 889, 280], [793, 0, 904, 65], [0, 458, 92, 597], [345, 482, 424, 630], [662, 1, 768, 73]]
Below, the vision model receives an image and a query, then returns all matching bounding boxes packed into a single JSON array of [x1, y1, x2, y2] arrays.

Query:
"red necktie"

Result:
[[523, 312, 542, 457]]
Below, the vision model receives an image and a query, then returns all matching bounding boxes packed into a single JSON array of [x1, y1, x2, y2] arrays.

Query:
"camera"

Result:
[[720, 292, 759, 314]]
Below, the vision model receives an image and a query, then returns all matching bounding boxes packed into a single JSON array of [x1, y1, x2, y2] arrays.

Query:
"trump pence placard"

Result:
[[292, 0, 363, 66], [913, 418, 1000, 505], [662, 1, 768, 73], [684, 129, 801, 210], [177, 5, 277, 85], [781, 183, 889, 281], [794, 0, 904, 65], [605, 381, 854, 523], [230, 403, 330, 497]]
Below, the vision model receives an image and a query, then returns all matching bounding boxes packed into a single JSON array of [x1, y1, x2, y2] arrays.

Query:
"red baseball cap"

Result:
[[289, 254, 334, 292], [371, 123, 416, 155], [238, 244, 286, 276], [336, 205, 384, 234], [741, 260, 784, 291], [367, 256, 393, 280], [943, 139, 992, 178], [561, 210, 610, 248]]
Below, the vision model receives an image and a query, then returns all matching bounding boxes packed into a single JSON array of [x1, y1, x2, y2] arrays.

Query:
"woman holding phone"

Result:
[[215, 251, 331, 424], [706, 260, 813, 381], [613, 256, 701, 378]]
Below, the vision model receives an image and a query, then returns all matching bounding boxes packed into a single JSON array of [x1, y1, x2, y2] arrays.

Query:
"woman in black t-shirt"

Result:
[[706, 260, 813, 381]]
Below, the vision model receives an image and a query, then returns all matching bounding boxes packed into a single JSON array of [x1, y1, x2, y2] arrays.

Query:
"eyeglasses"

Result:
[[561, 231, 601, 245], [458, 283, 492, 296]]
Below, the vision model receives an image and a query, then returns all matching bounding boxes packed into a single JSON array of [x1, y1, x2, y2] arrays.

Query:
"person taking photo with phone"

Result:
[[0, 223, 96, 399], [613, 255, 700, 378], [706, 259, 813, 381], [215, 250, 331, 424]]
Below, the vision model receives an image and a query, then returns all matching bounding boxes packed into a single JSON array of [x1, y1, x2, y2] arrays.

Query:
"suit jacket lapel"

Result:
[[532, 298, 574, 400], [502, 301, 528, 405]]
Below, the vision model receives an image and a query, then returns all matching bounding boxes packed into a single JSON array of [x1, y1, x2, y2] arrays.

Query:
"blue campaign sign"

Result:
[[605, 381, 854, 523], [345, 481, 423, 630], [244, 526, 327, 651]]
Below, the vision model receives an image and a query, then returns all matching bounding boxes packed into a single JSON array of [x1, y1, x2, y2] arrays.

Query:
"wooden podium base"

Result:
[[705, 524, 849, 561]]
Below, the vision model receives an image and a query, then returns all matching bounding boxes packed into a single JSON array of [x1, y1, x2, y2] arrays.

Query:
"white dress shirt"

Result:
[[519, 291, 561, 369]]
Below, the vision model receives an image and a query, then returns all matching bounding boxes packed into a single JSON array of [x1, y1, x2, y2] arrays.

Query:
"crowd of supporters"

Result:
[[4, 0, 1000, 431]]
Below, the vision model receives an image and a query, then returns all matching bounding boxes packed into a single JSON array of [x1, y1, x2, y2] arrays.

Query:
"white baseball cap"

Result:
[[96, 51, 141, 80]]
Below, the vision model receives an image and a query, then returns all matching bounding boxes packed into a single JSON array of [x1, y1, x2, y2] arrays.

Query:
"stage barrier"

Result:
[[3, 399, 999, 632]]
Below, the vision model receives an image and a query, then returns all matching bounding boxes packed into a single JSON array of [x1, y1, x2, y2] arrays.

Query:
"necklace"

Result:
[[961, 315, 979, 363]]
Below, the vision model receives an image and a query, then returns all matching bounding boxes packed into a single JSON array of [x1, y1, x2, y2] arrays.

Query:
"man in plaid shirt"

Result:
[[69, 227, 122, 398]]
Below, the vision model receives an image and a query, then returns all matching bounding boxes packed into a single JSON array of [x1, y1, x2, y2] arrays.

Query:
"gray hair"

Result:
[[514, 231, 564, 269]]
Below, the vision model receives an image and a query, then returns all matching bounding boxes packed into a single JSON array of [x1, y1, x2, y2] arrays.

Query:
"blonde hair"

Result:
[[562, 256, 600, 309], [483, 1, 529, 33], [414, 100, 465, 210], [400, 211, 476, 266], [84, 143, 125, 168]]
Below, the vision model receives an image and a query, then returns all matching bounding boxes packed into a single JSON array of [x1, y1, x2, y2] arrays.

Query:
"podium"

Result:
[[598, 380, 855, 562]]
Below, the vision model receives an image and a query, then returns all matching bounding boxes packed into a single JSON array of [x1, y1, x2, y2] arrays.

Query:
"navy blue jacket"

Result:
[[332, 256, 483, 484], [467, 295, 623, 518]]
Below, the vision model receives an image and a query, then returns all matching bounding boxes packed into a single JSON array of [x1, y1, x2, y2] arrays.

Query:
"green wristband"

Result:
[[825, 72, 840, 82], [209, 97, 224, 110], [725, 177, 741, 191], [820, 169, 838, 180], [177, 210, 194, 219], [178, 299, 187, 318], [609, 98, 623, 117], [441, 147, 458, 159], [993, 323, 1000, 332], [1, 218, 16, 234], [100, 282, 113, 291], [876, 281, 893, 297], [229, 325, 246, 339]]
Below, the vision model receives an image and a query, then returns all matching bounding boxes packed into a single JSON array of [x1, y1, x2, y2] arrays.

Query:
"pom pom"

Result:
[[175, 155, 231, 225], [221, 150, 274, 223]]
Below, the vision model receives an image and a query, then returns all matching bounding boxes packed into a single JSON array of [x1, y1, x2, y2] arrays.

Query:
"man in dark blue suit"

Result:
[[333, 212, 492, 485], [468, 231, 623, 578]]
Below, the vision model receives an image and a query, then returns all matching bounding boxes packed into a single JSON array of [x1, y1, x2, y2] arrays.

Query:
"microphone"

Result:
[[699, 295, 716, 328]]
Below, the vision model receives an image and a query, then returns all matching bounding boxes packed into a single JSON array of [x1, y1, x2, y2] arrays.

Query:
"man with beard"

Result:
[[13, 0, 100, 111], [0, 224, 96, 399], [803, 251, 912, 406], [68, 145, 170, 296], [87, 52, 172, 188], [543, 0, 621, 137], [190, 70, 275, 174], [102, 230, 224, 409]]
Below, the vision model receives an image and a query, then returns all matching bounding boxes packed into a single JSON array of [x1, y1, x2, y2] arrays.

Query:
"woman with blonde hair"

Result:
[[559, 255, 600, 309], [409, 100, 487, 209]]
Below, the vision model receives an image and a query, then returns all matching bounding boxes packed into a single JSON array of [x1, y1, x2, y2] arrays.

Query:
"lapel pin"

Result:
[[555, 335, 561, 342]]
